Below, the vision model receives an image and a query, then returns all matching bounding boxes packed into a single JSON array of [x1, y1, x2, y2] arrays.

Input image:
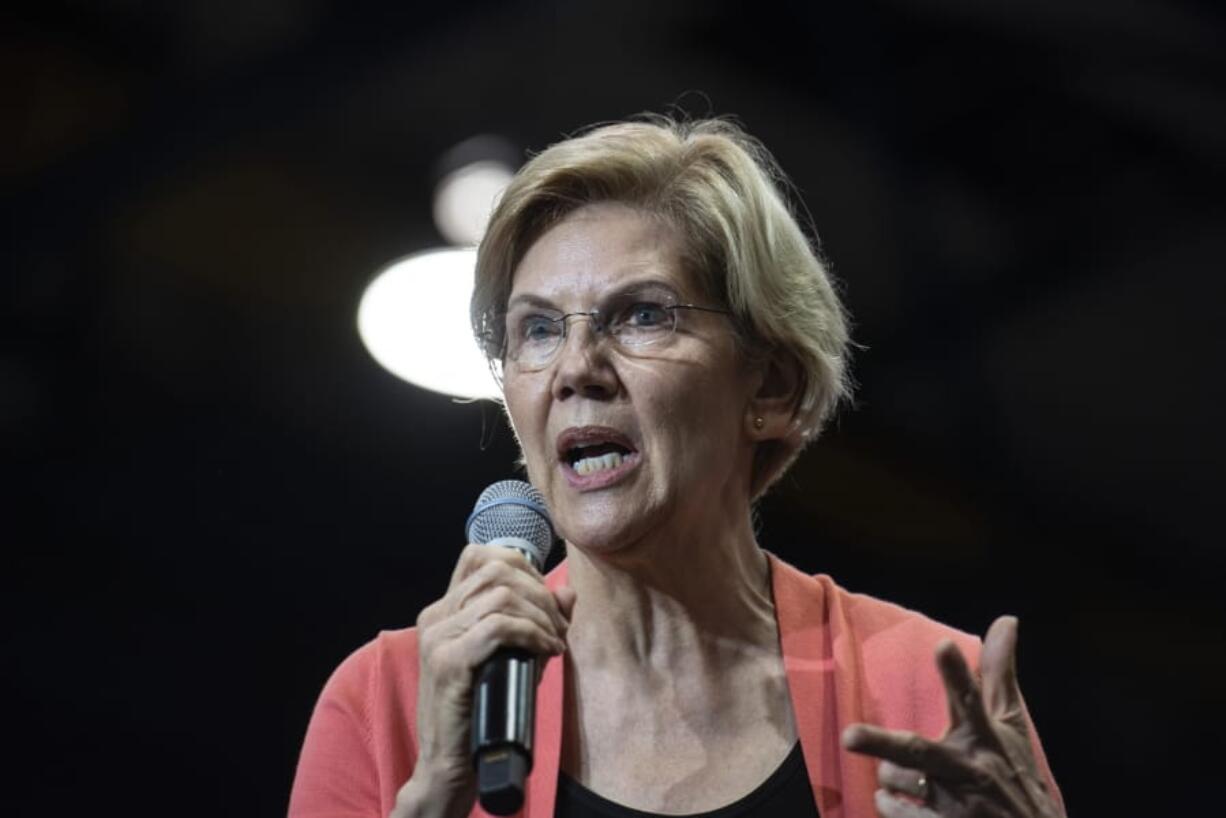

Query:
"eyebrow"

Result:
[[505, 277, 683, 312]]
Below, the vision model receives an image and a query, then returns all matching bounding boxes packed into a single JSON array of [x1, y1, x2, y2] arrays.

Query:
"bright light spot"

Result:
[[357, 248, 501, 400], [433, 160, 514, 246]]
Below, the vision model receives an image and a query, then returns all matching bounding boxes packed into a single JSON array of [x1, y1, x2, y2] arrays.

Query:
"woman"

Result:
[[289, 117, 1065, 818]]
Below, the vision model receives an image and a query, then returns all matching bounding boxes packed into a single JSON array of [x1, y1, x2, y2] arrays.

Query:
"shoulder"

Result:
[[829, 578, 981, 667], [770, 552, 979, 663], [322, 627, 421, 713], [304, 626, 423, 761], [769, 553, 980, 735]]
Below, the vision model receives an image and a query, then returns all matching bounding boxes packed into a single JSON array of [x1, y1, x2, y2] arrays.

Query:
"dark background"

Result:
[[6, 1, 1224, 815]]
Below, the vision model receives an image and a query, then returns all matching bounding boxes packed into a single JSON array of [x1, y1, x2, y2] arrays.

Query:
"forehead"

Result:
[[509, 203, 694, 304]]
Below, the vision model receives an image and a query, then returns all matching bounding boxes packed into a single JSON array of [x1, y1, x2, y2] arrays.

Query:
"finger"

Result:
[[873, 788, 940, 818], [415, 598, 445, 630], [449, 544, 484, 586], [850, 726, 1037, 818], [463, 611, 567, 660], [878, 760, 928, 800], [457, 583, 563, 643], [842, 724, 975, 783], [450, 543, 540, 589], [451, 559, 568, 635], [980, 615, 1022, 718], [433, 611, 565, 677], [554, 586, 577, 620], [421, 607, 562, 688], [935, 639, 996, 740]]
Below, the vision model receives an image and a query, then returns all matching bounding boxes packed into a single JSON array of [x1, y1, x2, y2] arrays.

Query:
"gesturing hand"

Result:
[[842, 616, 1064, 818]]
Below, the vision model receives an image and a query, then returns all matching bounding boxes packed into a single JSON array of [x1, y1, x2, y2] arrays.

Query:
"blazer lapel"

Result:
[[770, 553, 875, 818], [521, 561, 569, 818]]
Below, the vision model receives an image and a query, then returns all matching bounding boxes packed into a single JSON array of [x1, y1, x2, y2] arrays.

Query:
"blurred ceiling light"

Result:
[[357, 248, 500, 400], [432, 159, 515, 246]]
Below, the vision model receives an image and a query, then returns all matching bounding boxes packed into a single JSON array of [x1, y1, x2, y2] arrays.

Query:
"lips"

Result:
[[556, 425, 641, 489]]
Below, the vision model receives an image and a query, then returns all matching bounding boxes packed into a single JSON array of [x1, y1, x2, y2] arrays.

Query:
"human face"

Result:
[[501, 203, 758, 554]]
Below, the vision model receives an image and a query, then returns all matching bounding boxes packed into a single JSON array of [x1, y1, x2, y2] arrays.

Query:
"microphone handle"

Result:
[[469, 535, 545, 814], [473, 647, 537, 815]]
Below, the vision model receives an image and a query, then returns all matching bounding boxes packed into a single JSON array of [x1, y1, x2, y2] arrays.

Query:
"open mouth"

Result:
[[565, 441, 634, 476], [557, 426, 640, 483]]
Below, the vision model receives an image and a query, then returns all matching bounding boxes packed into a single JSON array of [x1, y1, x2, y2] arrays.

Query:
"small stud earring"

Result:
[[753, 416, 765, 431]]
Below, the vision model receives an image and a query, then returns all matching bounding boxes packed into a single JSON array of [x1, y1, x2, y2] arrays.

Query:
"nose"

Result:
[[551, 314, 619, 401], [561, 310, 605, 339]]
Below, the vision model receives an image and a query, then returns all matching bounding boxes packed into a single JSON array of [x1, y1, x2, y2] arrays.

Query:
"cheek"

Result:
[[501, 380, 549, 470], [647, 374, 740, 467], [657, 375, 750, 470]]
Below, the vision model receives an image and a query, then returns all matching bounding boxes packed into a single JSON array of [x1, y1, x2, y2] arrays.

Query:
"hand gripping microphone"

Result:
[[464, 480, 557, 816]]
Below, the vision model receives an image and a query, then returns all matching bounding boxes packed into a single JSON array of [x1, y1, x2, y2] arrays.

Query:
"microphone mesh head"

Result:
[[465, 480, 556, 569]]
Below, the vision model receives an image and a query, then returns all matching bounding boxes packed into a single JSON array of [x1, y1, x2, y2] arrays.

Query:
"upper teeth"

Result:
[[574, 451, 624, 475]]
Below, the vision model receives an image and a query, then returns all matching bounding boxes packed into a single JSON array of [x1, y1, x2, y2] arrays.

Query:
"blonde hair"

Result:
[[473, 116, 852, 497]]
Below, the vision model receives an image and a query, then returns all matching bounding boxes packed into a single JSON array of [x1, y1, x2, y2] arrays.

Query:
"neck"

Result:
[[562, 496, 777, 674], [557, 494, 797, 787]]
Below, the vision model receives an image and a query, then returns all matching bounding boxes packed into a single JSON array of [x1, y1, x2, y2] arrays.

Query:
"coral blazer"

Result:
[[288, 553, 1064, 818]]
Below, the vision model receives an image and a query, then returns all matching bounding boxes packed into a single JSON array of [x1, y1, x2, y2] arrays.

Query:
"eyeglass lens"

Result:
[[504, 288, 681, 368]]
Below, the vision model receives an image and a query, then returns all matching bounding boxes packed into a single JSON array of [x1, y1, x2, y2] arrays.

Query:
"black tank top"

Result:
[[554, 742, 820, 818]]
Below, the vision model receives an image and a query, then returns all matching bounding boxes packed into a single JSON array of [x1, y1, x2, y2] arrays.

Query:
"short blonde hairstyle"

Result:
[[472, 116, 852, 497]]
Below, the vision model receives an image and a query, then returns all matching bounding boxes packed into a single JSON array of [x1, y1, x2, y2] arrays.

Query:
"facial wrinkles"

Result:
[[518, 211, 672, 417], [533, 259, 677, 315], [504, 203, 750, 552]]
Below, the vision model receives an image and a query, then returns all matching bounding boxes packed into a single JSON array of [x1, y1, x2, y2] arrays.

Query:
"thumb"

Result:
[[554, 586, 578, 620], [981, 615, 1023, 718]]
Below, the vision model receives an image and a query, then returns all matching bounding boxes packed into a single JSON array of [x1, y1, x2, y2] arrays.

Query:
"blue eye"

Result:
[[521, 315, 562, 343], [623, 302, 671, 328]]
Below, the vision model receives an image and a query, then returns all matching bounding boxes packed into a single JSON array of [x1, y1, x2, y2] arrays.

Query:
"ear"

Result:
[[744, 351, 805, 446]]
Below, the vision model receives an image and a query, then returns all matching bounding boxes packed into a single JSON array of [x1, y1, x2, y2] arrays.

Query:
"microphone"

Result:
[[464, 480, 557, 816]]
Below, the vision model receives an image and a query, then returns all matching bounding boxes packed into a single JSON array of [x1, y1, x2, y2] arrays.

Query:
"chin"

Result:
[[562, 524, 637, 556], [527, 454, 675, 558], [551, 490, 669, 562]]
